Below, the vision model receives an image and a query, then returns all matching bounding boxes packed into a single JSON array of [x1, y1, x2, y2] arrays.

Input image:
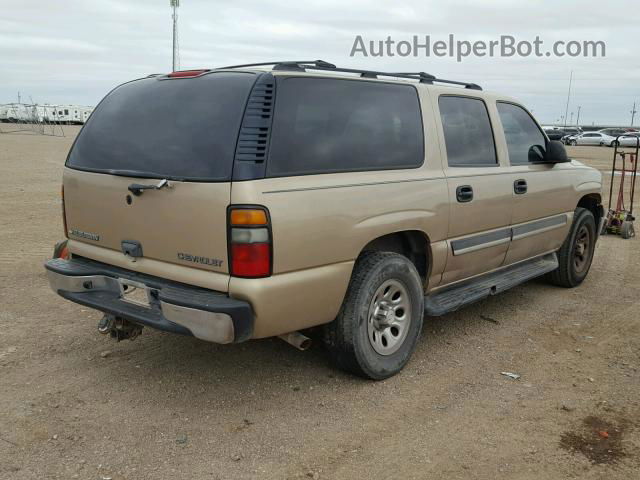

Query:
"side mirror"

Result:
[[544, 140, 570, 163]]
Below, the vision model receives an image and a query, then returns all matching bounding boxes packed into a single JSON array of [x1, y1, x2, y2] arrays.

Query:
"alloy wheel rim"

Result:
[[367, 279, 412, 356], [573, 225, 591, 274]]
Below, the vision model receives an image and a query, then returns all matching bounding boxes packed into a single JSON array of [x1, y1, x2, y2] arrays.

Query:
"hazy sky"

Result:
[[1, 0, 639, 125]]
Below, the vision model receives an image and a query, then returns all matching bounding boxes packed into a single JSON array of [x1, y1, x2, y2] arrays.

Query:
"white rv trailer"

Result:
[[80, 106, 94, 123]]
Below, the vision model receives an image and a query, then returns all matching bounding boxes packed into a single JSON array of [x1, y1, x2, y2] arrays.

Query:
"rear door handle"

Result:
[[456, 185, 474, 203], [514, 179, 528, 195]]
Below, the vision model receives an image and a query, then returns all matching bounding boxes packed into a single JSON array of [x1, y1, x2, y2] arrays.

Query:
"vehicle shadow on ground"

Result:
[[57, 279, 558, 412]]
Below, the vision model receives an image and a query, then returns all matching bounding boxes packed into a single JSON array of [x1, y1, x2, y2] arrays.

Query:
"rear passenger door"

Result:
[[437, 95, 512, 284], [495, 102, 573, 265]]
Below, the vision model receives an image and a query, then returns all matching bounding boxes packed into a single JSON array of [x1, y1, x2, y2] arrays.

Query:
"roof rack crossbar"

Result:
[[215, 61, 482, 90]]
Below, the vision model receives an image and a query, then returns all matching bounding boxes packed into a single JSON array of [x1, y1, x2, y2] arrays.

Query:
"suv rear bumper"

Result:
[[44, 257, 253, 343]]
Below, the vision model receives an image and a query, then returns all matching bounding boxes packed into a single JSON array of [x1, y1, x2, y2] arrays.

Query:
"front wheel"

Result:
[[611, 140, 619, 148], [547, 208, 596, 287], [570, 140, 577, 146], [324, 252, 424, 380]]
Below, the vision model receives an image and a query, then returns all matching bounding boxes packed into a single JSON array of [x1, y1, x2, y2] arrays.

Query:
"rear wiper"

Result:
[[128, 179, 171, 196]]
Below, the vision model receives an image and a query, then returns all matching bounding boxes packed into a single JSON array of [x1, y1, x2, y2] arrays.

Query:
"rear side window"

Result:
[[67, 72, 256, 181], [267, 78, 424, 176], [496, 102, 547, 165], [439, 96, 497, 167]]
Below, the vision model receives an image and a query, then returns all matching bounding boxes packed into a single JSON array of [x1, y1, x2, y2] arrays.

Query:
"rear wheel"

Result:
[[548, 207, 596, 287], [621, 221, 635, 239], [324, 252, 424, 380]]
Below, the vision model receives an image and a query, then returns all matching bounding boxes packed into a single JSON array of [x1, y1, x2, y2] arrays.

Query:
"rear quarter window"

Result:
[[267, 77, 424, 176]]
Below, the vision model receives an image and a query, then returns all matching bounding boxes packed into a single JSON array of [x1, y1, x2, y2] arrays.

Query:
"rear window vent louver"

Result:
[[234, 74, 275, 164]]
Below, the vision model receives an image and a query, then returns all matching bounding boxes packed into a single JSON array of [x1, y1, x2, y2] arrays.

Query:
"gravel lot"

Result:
[[1, 127, 639, 479]]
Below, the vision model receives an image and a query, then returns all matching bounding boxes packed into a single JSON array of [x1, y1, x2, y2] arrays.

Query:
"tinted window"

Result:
[[439, 96, 497, 167], [496, 102, 547, 165], [67, 72, 255, 181], [267, 78, 423, 176]]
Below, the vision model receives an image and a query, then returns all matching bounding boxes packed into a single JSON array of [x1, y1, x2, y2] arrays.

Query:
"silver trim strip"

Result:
[[511, 214, 568, 241], [451, 214, 569, 256], [453, 236, 511, 255]]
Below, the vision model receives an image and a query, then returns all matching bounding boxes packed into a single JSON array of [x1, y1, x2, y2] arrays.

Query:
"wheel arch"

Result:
[[358, 230, 432, 285], [577, 193, 603, 227]]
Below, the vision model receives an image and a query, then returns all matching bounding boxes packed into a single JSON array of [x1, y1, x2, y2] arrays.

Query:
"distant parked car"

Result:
[[543, 128, 566, 141], [567, 132, 616, 146], [612, 135, 640, 147], [599, 128, 628, 138]]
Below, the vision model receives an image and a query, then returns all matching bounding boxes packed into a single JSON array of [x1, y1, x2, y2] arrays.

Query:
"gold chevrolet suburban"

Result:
[[45, 60, 603, 379]]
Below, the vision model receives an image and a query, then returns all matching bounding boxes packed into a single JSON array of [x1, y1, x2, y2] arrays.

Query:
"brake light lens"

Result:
[[231, 244, 270, 277], [228, 207, 271, 278], [167, 69, 209, 78]]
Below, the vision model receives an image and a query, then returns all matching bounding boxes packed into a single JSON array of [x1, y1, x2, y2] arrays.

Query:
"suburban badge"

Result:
[[177, 252, 223, 267]]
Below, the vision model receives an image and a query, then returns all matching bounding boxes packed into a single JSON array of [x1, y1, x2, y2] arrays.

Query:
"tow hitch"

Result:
[[98, 314, 143, 341]]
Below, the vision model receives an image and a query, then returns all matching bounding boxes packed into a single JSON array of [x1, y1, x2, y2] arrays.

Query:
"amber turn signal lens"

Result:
[[230, 209, 267, 226]]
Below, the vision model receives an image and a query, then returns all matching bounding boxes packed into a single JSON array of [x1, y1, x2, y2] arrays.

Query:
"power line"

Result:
[[563, 70, 573, 129], [171, 0, 180, 71]]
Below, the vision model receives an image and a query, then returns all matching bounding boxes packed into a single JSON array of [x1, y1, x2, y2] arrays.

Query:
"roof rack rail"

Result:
[[216, 60, 482, 90], [392, 72, 482, 90], [218, 60, 336, 71]]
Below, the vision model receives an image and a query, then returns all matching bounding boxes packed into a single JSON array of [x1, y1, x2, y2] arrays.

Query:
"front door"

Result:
[[494, 102, 574, 265]]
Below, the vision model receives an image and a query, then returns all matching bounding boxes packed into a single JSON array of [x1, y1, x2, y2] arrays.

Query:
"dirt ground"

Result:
[[1, 127, 639, 480]]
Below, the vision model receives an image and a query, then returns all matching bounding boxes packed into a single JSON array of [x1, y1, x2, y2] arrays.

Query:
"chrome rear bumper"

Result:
[[45, 257, 253, 344]]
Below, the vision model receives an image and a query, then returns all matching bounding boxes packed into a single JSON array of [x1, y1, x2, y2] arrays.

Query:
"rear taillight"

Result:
[[228, 207, 271, 278], [61, 184, 68, 237]]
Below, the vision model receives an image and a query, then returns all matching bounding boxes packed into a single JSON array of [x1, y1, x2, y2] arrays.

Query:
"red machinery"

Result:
[[604, 136, 638, 239]]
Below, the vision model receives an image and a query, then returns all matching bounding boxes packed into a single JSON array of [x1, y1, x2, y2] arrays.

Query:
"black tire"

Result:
[[611, 140, 619, 148], [570, 140, 577, 146], [547, 207, 596, 287], [324, 252, 424, 380], [621, 221, 635, 239]]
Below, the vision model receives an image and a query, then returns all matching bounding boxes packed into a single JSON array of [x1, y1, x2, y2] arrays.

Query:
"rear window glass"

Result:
[[439, 96, 497, 167], [67, 72, 255, 181], [267, 77, 424, 176]]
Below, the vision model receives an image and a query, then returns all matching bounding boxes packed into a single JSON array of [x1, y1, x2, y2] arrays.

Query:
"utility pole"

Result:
[[631, 101, 637, 127], [576, 106, 581, 127], [563, 70, 573, 129], [171, 0, 180, 71]]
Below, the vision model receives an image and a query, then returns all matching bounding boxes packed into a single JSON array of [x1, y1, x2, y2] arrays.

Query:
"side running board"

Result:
[[424, 253, 559, 316]]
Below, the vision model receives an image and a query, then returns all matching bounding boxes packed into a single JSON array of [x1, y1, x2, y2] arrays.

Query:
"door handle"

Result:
[[514, 179, 527, 195], [456, 185, 474, 203]]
